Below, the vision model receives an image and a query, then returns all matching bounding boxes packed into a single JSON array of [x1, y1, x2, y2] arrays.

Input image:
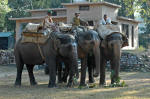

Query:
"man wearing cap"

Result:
[[100, 14, 112, 25], [44, 10, 55, 29], [43, 10, 60, 34]]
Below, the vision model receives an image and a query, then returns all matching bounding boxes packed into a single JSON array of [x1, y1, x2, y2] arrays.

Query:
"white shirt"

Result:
[[99, 18, 111, 25]]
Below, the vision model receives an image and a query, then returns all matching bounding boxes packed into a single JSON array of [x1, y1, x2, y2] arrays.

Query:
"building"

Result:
[[9, 1, 140, 50], [0, 32, 15, 50]]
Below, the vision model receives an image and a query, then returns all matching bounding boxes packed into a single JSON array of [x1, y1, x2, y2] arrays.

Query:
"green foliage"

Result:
[[139, 33, 150, 49], [140, 1, 150, 34], [137, 45, 146, 52], [0, 0, 11, 31]]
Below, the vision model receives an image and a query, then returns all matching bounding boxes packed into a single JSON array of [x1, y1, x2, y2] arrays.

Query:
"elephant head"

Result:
[[101, 33, 128, 49], [53, 33, 79, 80], [77, 30, 101, 77], [100, 32, 128, 85]]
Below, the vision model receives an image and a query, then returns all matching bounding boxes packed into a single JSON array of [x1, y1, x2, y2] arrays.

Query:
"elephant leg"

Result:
[[44, 65, 49, 75], [67, 61, 75, 87], [26, 65, 37, 85], [15, 57, 24, 86], [100, 58, 107, 86], [93, 44, 100, 77], [88, 55, 95, 83], [46, 57, 57, 88], [62, 63, 69, 83], [57, 62, 63, 83], [80, 58, 87, 86]]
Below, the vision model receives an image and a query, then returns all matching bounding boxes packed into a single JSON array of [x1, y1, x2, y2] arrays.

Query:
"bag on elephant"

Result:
[[23, 23, 43, 33]]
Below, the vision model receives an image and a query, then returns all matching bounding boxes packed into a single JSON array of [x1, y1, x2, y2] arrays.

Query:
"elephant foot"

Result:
[[79, 83, 89, 89], [67, 82, 74, 88], [48, 83, 57, 88], [93, 73, 99, 77], [30, 81, 38, 86], [89, 79, 95, 83], [14, 81, 21, 87], [79, 83, 87, 87]]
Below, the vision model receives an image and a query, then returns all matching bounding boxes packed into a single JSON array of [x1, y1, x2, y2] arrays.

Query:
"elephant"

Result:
[[56, 29, 101, 86], [14, 31, 78, 88], [98, 32, 128, 85]]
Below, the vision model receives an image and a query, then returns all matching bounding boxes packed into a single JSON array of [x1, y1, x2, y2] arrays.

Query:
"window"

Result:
[[79, 5, 89, 11], [122, 24, 129, 38], [132, 26, 134, 47]]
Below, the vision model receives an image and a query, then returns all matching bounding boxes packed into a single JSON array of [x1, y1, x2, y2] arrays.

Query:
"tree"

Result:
[[0, 0, 10, 31], [140, 1, 150, 34]]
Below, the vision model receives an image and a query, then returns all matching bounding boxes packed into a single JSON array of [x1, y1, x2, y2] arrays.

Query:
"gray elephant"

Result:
[[14, 31, 78, 88], [77, 30, 100, 86], [57, 29, 101, 86], [99, 33, 128, 85]]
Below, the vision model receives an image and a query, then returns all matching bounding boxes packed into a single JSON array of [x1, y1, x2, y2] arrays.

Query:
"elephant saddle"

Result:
[[21, 32, 49, 44], [97, 24, 122, 39]]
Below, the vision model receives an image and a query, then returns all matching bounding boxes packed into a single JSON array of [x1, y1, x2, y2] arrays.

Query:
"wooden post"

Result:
[[15, 21, 22, 42]]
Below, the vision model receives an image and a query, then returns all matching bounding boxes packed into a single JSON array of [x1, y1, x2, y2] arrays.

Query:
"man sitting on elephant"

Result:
[[43, 10, 59, 34], [72, 12, 89, 32], [99, 14, 112, 25]]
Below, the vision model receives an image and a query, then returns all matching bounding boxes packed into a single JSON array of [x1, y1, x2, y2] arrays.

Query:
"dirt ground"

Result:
[[0, 65, 150, 99]]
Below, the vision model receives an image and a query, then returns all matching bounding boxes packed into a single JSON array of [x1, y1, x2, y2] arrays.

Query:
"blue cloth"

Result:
[[99, 18, 112, 25], [0, 32, 13, 37]]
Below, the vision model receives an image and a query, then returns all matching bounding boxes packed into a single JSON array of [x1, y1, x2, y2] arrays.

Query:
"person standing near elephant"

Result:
[[99, 14, 112, 25]]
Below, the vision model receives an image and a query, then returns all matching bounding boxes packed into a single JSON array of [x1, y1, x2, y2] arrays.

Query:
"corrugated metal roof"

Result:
[[27, 8, 66, 12], [62, 1, 121, 8], [0, 32, 13, 37], [9, 16, 67, 21]]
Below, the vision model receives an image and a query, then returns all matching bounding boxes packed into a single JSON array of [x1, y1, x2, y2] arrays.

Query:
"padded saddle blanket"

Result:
[[24, 23, 41, 32], [59, 22, 72, 32], [21, 32, 49, 44], [97, 24, 122, 39]]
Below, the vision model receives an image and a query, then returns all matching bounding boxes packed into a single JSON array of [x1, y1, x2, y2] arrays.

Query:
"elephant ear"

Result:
[[122, 35, 129, 48]]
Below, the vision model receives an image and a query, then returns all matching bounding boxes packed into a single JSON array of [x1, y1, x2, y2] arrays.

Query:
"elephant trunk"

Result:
[[69, 43, 79, 79], [93, 43, 100, 77]]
